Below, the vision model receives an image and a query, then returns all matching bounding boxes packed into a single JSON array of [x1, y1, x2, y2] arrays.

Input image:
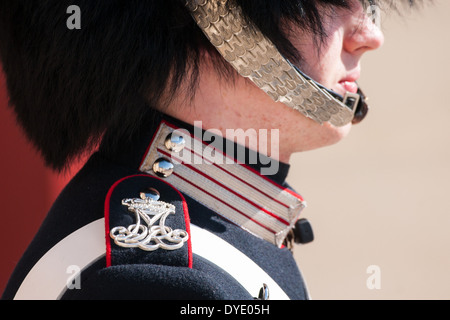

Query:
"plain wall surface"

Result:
[[291, 0, 450, 299]]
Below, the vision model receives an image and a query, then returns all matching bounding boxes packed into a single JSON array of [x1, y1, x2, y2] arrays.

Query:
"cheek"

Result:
[[314, 44, 344, 87], [295, 33, 345, 88]]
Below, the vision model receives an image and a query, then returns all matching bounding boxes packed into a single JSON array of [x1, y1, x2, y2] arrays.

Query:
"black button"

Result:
[[293, 219, 314, 244]]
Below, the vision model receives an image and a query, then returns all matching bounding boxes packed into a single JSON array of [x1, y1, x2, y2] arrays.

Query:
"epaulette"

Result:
[[106, 174, 192, 269]]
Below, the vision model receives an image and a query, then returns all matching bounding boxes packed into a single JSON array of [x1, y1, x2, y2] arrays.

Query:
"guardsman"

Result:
[[0, 0, 416, 300]]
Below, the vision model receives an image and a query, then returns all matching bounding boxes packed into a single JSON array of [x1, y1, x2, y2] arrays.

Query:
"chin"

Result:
[[321, 121, 353, 146], [298, 120, 353, 153]]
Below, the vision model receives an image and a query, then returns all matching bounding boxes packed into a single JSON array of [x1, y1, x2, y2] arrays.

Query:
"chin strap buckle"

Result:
[[343, 92, 361, 114]]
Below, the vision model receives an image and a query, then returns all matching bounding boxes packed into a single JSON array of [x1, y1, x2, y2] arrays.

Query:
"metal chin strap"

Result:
[[187, 0, 370, 126], [291, 64, 370, 124]]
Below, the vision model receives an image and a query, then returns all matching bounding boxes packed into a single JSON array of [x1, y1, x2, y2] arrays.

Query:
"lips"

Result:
[[336, 70, 369, 125], [339, 80, 359, 94]]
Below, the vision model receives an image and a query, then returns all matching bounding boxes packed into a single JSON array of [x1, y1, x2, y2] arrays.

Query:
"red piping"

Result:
[[104, 174, 193, 269]]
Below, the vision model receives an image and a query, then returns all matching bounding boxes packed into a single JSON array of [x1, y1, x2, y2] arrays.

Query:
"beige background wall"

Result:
[[290, 0, 450, 299]]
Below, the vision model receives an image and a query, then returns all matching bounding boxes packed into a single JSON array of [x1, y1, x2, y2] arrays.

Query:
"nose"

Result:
[[344, 14, 385, 55]]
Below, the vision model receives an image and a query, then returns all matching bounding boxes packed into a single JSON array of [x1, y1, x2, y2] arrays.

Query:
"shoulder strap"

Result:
[[14, 219, 289, 300], [14, 219, 105, 300]]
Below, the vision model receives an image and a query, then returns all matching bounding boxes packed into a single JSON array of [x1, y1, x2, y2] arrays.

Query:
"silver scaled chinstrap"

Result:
[[186, 0, 355, 126]]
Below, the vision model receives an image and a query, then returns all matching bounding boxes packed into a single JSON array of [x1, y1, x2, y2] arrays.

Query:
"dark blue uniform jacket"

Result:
[[2, 113, 310, 300]]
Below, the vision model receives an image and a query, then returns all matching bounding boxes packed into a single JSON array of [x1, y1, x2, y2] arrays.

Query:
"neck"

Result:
[[162, 67, 296, 164]]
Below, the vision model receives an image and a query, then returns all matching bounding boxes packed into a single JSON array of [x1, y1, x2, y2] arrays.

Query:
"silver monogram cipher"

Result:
[[110, 192, 189, 252]]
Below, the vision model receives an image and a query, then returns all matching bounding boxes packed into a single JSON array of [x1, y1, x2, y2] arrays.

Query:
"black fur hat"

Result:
[[0, 0, 418, 171]]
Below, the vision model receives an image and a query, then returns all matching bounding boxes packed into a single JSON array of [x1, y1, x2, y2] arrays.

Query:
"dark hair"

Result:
[[0, 0, 418, 171]]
